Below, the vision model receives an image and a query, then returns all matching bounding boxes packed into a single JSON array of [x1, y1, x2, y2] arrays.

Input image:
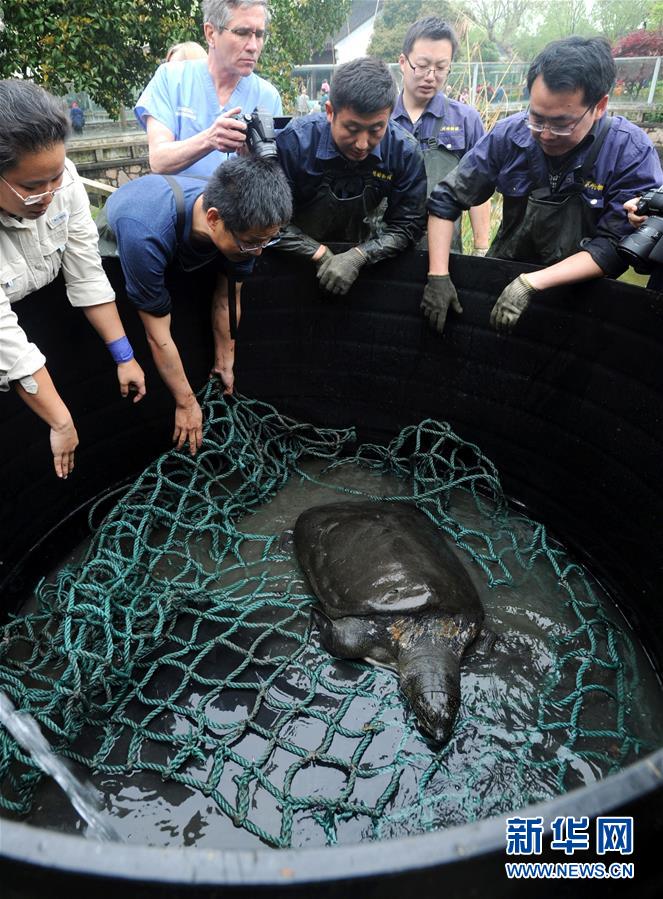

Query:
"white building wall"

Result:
[[334, 15, 376, 64]]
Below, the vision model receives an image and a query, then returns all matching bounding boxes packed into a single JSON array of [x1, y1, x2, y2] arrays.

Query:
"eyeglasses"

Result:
[[405, 56, 450, 79], [220, 26, 268, 41], [231, 231, 281, 252], [0, 170, 73, 206], [526, 105, 593, 137]]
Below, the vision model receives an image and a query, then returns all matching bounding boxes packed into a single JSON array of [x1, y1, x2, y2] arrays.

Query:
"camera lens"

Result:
[[244, 111, 278, 160], [617, 216, 663, 269]]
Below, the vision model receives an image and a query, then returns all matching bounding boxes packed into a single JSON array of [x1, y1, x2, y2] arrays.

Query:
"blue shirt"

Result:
[[275, 113, 427, 262], [392, 91, 485, 161], [428, 112, 663, 274], [135, 60, 283, 177], [106, 174, 254, 316]]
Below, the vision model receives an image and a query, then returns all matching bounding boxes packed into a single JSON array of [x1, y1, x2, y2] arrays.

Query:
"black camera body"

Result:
[[617, 187, 663, 273], [634, 186, 663, 216], [233, 109, 278, 160]]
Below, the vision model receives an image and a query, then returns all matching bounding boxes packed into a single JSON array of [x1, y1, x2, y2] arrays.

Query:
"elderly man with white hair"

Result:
[[135, 0, 282, 177]]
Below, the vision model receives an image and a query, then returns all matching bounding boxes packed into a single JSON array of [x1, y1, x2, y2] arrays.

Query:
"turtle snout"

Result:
[[412, 690, 460, 744]]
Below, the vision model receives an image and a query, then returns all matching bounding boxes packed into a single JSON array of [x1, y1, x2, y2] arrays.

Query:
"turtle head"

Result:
[[400, 647, 461, 745], [409, 684, 460, 744]]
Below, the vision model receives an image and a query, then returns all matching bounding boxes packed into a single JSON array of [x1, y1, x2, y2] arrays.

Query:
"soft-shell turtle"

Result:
[[293, 500, 485, 743]]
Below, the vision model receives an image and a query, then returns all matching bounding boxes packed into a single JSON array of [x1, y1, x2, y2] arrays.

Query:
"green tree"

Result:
[[465, 0, 533, 55], [0, 0, 350, 116], [592, 0, 656, 42], [368, 1, 461, 61], [0, 1, 200, 116], [259, 0, 352, 99], [512, 1, 596, 58]]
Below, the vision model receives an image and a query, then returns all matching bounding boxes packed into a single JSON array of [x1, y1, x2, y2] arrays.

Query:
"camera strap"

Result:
[[162, 175, 238, 339]]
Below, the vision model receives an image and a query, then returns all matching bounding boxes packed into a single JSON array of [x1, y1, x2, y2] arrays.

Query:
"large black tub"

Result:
[[1, 250, 662, 897]]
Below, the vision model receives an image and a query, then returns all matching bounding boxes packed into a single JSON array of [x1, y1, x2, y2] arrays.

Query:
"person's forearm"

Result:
[[14, 366, 72, 430], [274, 223, 322, 258], [311, 245, 328, 262], [81, 300, 128, 343], [138, 312, 195, 405], [148, 131, 215, 174], [526, 251, 605, 291], [468, 200, 492, 249], [427, 216, 456, 274]]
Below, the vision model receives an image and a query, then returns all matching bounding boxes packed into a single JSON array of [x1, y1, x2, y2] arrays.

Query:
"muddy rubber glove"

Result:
[[317, 247, 366, 295], [421, 274, 463, 334], [490, 274, 538, 334]]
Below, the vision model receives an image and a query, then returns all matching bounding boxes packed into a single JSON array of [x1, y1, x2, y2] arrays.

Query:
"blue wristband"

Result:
[[107, 336, 134, 364]]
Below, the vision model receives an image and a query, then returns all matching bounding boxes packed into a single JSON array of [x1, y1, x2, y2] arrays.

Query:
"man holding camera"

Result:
[[425, 36, 663, 335], [105, 157, 292, 455], [274, 56, 427, 296], [135, 0, 282, 177]]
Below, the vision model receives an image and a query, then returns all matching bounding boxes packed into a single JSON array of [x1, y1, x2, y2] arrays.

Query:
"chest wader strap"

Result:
[[162, 175, 237, 337], [415, 102, 449, 150], [577, 114, 613, 183], [162, 173, 210, 240], [162, 175, 187, 241]]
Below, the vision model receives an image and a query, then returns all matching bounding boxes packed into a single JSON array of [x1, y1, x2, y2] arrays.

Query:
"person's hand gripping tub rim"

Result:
[[422, 215, 464, 334], [312, 244, 366, 296]]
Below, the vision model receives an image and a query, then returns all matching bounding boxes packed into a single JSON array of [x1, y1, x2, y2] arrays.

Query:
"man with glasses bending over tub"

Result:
[[135, 0, 282, 177], [425, 36, 663, 335], [104, 158, 292, 456]]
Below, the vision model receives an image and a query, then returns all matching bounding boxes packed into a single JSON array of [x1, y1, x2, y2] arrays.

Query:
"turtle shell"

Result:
[[293, 500, 482, 621]]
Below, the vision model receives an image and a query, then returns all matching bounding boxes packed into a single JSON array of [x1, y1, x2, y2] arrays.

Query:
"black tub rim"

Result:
[[1, 747, 662, 886], [3, 253, 663, 891]]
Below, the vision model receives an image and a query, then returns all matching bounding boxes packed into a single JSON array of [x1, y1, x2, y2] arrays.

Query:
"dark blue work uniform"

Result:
[[428, 112, 663, 274], [392, 90, 484, 251], [275, 113, 427, 263], [392, 91, 484, 195]]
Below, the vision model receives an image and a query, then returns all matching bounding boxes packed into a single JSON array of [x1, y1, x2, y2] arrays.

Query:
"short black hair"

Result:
[[527, 36, 615, 107], [203, 156, 292, 232], [0, 79, 70, 174], [402, 16, 458, 59], [329, 57, 397, 115]]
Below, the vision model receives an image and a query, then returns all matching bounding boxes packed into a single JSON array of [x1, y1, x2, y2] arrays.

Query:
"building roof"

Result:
[[311, 0, 383, 64]]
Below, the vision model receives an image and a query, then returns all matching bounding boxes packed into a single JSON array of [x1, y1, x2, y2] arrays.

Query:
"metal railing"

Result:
[[61, 55, 663, 126], [293, 56, 663, 112]]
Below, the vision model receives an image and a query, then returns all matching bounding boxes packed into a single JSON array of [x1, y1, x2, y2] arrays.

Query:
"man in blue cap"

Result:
[[425, 36, 663, 335], [105, 157, 292, 455]]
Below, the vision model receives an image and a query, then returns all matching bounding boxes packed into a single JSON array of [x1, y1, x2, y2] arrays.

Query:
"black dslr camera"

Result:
[[233, 108, 277, 160], [617, 187, 663, 272]]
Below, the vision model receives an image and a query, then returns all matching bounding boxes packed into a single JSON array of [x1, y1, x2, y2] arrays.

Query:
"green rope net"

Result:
[[0, 386, 653, 848]]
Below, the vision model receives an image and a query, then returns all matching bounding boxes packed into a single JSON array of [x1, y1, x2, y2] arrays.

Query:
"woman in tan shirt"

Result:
[[0, 79, 146, 478]]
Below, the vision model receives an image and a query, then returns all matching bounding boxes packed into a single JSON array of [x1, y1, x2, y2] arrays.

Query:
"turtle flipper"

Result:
[[467, 626, 497, 658], [312, 606, 372, 659], [278, 529, 295, 552]]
